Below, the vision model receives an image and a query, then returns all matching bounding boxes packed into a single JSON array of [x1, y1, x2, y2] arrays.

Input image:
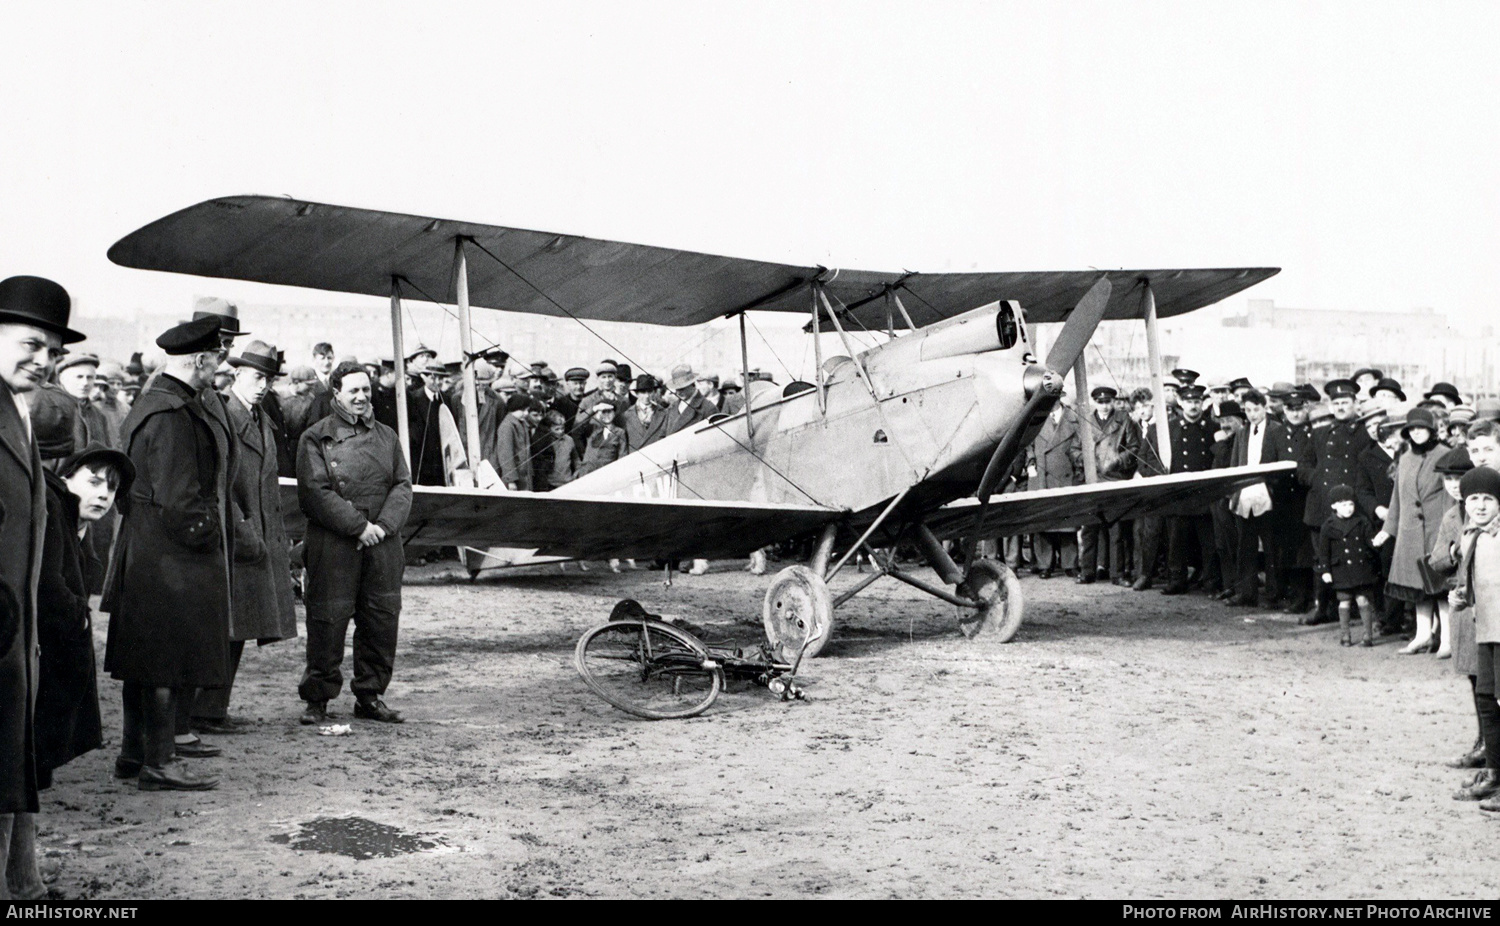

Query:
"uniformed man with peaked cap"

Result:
[[1158, 384, 1224, 595], [1295, 378, 1371, 625], [102, 315, 233, 791]]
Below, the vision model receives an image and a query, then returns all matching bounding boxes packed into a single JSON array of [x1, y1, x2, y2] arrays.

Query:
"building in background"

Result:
[[1031, 298, 1497, 398]]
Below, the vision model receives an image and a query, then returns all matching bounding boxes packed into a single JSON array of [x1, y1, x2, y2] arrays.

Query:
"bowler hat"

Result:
[[156, 316, 224, 355], [1459, 466, 1500, 502], [228, 340, 283, 377], [668, 364, 697, 390], [720, 380, 741, 393], [1217, 400, 1244, 420], [0, 276, 84, 344], [58, 442, 136, 497], [1352, 367, 1384, 382], [1426, 382, 1462, 404], [1373, 378, 1407, 402], [632, 374, 660, 393]]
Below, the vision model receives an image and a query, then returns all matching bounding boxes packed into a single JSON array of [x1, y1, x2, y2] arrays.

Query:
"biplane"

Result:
[[108, 196, 1293, 659]]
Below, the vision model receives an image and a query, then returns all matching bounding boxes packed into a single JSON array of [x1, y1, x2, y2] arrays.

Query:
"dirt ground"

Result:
[[34, 560, 1499, 900]]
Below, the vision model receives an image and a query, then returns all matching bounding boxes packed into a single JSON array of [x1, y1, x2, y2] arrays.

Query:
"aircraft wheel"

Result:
[[956, 560, 1025, 642], [762, 565, 834, 662]]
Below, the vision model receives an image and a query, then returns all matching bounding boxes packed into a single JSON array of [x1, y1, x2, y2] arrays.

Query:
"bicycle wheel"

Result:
[[574, 620, 724, 720]]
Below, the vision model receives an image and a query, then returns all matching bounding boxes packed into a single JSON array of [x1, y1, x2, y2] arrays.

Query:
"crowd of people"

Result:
[[1008, 365, 1500, 813], [0, 281, 760, 897], [7, 271, 1500, 898]]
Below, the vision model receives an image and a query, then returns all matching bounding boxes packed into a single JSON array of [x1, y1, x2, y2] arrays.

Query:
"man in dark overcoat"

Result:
[[1159, 385, 1222, 595], [1027, 399, 1083, 577], [101, 317, 232, 792], [1272, 395, 1317, 613], [1078, 386, 1139, 584], [0, 275, 82, 899], [406, 357, 459, 486], [664, 364, 711, 435], [297, 362, 412, 725], [1297, 378, 1372, 623], [192, 341, 297, 733]]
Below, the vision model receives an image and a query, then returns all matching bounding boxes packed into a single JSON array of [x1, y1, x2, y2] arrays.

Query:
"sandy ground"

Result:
[[33, 560, 1499, 900]]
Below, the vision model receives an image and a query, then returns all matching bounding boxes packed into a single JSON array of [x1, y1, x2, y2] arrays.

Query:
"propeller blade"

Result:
[[1043, 276, 1113, 375], [956, 278, 1111, 569]]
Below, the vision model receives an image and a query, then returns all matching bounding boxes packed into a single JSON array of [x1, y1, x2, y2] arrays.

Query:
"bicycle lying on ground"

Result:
[[574, 599, 812, 720]]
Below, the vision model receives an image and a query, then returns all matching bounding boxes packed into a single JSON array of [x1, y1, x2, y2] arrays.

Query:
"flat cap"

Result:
[[563, 367, 589, 382], [156, 316, 224, 355], [55, 352, 100, 373]]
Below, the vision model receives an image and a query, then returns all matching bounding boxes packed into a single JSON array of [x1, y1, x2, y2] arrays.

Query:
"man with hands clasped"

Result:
[[296, 362, 412, 726]]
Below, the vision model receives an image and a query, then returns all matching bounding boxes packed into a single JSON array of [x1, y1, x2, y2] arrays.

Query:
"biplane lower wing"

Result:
[[279, 480, 841, 561], [923, 462, 1298, 540]]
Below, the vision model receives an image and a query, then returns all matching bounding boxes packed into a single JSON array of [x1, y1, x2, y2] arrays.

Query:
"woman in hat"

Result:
[[1376, 406, 1453, 655]]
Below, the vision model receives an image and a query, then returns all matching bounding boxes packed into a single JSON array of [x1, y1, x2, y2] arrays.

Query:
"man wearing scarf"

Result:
[[296, 362, 412, 726]]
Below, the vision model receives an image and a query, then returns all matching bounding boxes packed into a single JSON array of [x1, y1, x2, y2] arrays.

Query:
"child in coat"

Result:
[[1317, 484, 1383, 646], [1448, 465, 1500, 809]]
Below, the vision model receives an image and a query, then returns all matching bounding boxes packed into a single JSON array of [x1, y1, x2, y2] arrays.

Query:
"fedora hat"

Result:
[[228, 340, 283, 377], [192, 309, 250, 338], [0, 276, 84, 344], [667, 364, 696, 390]]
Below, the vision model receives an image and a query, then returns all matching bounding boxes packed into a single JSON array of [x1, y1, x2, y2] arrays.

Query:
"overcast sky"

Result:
[[2, 0, 1495, 327]]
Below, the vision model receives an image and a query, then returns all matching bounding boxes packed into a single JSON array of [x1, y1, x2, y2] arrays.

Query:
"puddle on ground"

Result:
[[270, 816, 443, 861]]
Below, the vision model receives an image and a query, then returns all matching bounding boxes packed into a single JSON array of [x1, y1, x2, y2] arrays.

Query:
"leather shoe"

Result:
[[138, 760, 218, 792], [354, 698, 404, 723], [1160, 583, 1188, 596], [1038, 568, 1053, 580], [175, 737, 222, 759], [1447, 742, 1487, 770], [1453, 769, 1500, 801], [300, 701, 328, 725], [1112, 576, 1132, 588], [114, 756, 142, 779], [1076, 574, 1096, 585], [1131, 577, 1152, 591], [193, 716, 249, 736]]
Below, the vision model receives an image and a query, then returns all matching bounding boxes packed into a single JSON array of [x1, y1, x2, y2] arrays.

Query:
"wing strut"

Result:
[[454, 239, 483, 474], [389, 276, 412, 470]]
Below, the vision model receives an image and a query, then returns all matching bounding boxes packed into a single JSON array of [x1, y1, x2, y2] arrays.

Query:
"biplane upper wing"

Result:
[[278, 480, 841, 560], [923, 462, 1298, 540], [109, 196, 1278, 328]]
